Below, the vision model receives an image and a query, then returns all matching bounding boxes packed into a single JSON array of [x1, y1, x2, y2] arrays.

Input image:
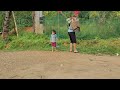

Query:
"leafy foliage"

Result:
[[0, 11, 120, 55]]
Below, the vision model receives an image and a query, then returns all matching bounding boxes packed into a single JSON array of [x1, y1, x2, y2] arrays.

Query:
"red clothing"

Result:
[[51, 42, 56, 47], [74, 11, 80, 16]]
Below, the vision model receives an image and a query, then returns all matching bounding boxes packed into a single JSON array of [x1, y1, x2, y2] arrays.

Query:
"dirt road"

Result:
[[0, 51, 120, 79]]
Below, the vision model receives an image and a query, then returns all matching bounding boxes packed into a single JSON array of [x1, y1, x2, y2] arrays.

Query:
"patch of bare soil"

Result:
[[0, 51, 120, 79]]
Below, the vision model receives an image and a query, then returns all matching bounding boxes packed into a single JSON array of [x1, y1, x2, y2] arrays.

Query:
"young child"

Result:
[[50, 30, 57, 52]]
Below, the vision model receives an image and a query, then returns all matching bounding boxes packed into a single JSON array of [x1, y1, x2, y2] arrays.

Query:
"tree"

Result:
[[2, 11, 12, 40], [33, 11, 44, 34]]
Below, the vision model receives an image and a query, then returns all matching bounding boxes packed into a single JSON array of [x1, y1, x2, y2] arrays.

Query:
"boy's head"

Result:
[[52, 30, 56, 34]]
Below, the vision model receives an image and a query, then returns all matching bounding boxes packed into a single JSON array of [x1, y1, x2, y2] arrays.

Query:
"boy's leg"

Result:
[[52, 47, 54, 52], [73, 43, 78, 53], [70, 43, 73, 52]]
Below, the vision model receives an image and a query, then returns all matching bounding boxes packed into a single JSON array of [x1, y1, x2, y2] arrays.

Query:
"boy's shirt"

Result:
[[50, 34, 57, 42], [68, 26, 74, 32]]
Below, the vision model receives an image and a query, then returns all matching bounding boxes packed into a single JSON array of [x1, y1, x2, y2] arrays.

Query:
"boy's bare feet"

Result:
[[74, 50, 78, 53]]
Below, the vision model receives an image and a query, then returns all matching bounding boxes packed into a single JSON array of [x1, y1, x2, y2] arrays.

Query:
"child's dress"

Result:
[[50, 34, 57, 47]]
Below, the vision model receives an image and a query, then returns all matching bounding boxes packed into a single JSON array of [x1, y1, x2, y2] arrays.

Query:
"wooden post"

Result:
[[12, 11, 18, 37]]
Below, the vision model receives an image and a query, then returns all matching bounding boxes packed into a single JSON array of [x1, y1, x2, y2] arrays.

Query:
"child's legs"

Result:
[[51, 42, 56, 51], [52, 46, 53, 52]]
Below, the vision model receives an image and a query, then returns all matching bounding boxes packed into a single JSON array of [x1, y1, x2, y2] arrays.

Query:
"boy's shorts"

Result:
[[51, 42, 56, 47], [68, 32, 76, 43]]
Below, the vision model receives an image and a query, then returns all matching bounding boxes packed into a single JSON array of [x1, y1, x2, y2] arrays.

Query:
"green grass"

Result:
[[0, 32, 120, 56], [44, 17, 120, 40], [77, 39, 120, 55]]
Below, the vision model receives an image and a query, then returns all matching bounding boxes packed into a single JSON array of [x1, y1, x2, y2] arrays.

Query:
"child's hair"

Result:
[[52, 30, 56, 34]]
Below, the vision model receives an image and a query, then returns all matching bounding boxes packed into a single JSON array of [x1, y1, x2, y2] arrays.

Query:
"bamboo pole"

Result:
[[60, 12, 67, 18], [12, 11, 18, 37]]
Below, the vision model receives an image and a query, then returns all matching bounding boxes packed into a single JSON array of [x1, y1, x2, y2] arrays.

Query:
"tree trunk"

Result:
[[32, 11, 35, 33], [39, 11, 44, 34], [2, 11, 12, 40], [33, 11, 44, 34]]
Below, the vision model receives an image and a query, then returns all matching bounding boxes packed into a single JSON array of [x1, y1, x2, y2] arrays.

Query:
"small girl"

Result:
[[50, 30, 57, 52]]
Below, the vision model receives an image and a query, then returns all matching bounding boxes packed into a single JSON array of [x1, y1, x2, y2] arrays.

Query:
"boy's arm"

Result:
[[66, 18, 71, 23]]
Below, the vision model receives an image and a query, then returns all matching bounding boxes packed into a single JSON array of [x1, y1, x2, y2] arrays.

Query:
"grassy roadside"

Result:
[[0, 32, 120, 56]]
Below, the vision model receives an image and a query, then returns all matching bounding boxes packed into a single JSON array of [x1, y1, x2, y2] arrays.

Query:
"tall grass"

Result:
[[45, 17, 120, 40], [0, 32, 120, 55]]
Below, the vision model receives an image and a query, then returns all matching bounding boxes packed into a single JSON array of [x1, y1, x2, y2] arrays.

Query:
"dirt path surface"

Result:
[[0, 51, 120, 79]]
